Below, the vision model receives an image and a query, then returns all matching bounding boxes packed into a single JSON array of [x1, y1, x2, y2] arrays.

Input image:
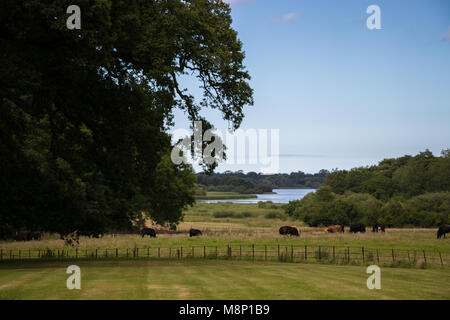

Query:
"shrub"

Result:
[[213, 211, 234, 218]]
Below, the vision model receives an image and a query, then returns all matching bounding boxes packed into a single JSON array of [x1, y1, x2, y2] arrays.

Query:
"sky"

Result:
[[172, 0, 450, 174]]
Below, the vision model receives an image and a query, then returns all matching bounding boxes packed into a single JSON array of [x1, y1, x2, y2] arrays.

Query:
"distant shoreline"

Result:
[[194, 192, 257, 200]]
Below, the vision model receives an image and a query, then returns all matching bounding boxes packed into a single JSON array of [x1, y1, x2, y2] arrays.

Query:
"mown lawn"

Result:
[[0, 259, 448, 299]]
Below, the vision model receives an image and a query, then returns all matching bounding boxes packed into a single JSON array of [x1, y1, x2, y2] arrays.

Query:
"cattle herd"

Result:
[[5, 224, 450, 242], [277, 223, 450, 238]]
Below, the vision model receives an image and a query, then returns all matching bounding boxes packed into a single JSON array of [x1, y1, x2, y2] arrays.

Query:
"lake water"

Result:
[[202, 188, 316, 204]]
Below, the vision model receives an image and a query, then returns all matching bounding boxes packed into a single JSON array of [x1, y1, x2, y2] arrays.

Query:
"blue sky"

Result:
[[172, 0, 450, 174]]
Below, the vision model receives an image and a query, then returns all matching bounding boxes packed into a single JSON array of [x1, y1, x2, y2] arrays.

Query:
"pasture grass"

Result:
[[1, 203, 449, 254], [0, 259, 448, 299]]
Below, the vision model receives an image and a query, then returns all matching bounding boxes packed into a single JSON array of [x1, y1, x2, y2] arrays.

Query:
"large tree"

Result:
[[0, 0, 253, 237]]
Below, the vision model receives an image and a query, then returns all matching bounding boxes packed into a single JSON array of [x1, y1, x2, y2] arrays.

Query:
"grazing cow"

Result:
[[350, 224, 366, 233], [326, 225, 345, 233], [15, 231, 30, 241], [189, 229, 202, 237], [27, 231, 42, 241], [141, 227, 156, 238], [372, 223, 385, 233], [437, 225, 450, 239], [279, 226, 299, 236]]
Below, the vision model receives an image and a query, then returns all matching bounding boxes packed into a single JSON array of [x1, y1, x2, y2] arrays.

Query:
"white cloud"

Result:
[[223, 0, 255, 4], [271, 12, 299, 23], [281, 13, 298, 22], [443, 27, 450, 42]]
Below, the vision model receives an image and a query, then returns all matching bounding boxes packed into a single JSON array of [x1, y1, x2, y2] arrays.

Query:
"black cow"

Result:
[[189, 229, 202, 237], [15, 231, 41, 241], [350, 224, 366, 233], [372, 223, 385, 233], [141, 227, 156, 238], [15, 231, 29, 241], [279, 226, 299, 236], [437, 225, 450, 239], [27, 231, 42, 241]]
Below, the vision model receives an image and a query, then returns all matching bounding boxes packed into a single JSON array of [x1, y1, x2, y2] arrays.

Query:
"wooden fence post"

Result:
[[158, 247, 160, 258], [391, 249, 395, 262], [305, 245, 307, 260], [333, 246, 335, 260], [204, 246, 206, 259], [347, 247, 350, 263], [265, 245, 267, 261], [76, 248, 78, 259], [407, 250, 410, 263], [318, 246, 321, 261], [116, 248, 118, 257], [95, 248, 98, 259], [192, 247, 194, 258], [291, 245, 293, 261], [423, 251, 427, 264], [376, 249, 379, 263], [439, 252, 443, 267], [215, 246, 218, 259], [181, 247, 183, 259], [278, 244, 280, 258], [252, 244, 255, 260]]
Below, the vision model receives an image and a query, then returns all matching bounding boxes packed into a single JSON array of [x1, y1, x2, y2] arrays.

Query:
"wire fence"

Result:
[[0, 245, 448, 268]]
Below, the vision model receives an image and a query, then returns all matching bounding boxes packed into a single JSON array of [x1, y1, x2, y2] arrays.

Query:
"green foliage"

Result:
[[213, 210, 252, 219], [0, 0, 253, 237], [325, 149, 450, 199], [286, 151, 450, 227], [196, 170, 328, 193]]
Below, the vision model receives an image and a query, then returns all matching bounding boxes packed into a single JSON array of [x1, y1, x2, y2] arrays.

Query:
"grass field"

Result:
[[2, 203, 449, 253], [0, 259, 449, 299], [1, 203, 449, 299]]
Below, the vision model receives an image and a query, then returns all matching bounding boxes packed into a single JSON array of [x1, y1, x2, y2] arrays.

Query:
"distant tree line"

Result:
[[285, 150, 450, 228], [196, 170, 328, 194]]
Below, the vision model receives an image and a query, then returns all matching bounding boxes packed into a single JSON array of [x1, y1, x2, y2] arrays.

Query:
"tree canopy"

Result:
[[285, 150, 450, 227], [0, 0, 253, 237]]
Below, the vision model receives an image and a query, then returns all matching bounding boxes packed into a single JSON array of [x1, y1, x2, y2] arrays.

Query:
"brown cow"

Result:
[[326, 225, 345, 233]]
